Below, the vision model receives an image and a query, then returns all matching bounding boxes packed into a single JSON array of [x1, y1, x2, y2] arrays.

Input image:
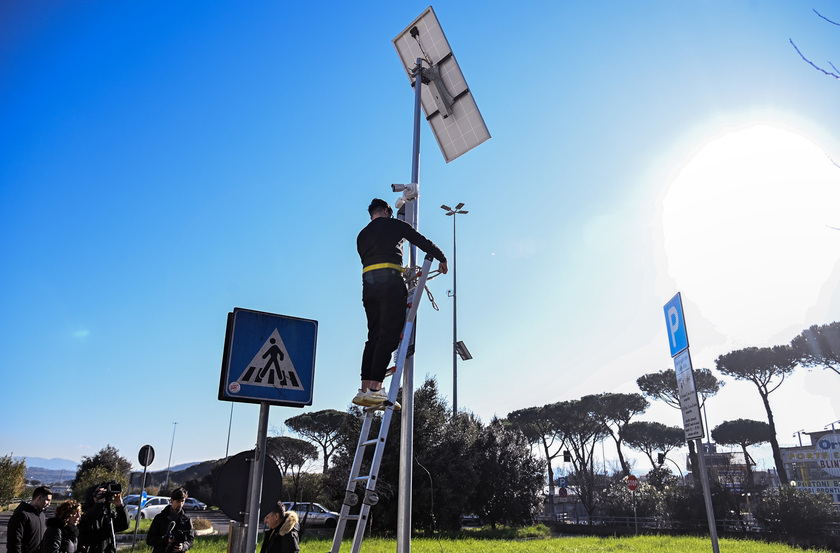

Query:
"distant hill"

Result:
[[129, 459, 222, 488], [24, 467, 75, 485], [16, 456, 212, 487], [15, 457, 78, 471]]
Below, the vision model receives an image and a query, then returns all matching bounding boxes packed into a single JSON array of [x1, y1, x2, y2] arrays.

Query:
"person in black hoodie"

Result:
[[146, 489, 194, 553], [259, 502, 299, 553], [7, 486, 52, 553], [42, 500, 81, 553]]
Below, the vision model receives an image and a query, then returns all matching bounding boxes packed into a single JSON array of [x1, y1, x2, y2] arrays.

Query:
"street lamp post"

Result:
[[441, 202, 468, 414], [166, 422, 178, 490]]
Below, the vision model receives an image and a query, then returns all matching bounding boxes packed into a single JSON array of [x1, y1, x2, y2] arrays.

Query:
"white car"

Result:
[[126, 496, 170, 519], [283, 502, 339, 527]]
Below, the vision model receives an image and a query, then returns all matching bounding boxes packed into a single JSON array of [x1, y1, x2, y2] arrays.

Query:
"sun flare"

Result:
[[661, 124, 840, 346]]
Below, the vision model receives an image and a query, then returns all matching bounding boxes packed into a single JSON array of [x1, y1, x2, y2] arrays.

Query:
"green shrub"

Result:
[[753, 486, 840, 536]]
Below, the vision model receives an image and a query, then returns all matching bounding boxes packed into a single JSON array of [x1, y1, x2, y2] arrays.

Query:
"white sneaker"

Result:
[[365, 388, 388, 403], [366, 399, 401, 411], [352, 389, 376, 407]]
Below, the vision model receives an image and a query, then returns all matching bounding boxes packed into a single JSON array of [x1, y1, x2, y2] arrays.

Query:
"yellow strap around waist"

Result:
[[363, 263, 403, 274]]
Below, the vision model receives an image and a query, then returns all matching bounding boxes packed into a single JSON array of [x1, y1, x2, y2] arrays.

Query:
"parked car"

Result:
[[126, 496, 170, 519], [461, 514, 482, 527], [282, 502, 339, 527], [184, 498, 207, 511]]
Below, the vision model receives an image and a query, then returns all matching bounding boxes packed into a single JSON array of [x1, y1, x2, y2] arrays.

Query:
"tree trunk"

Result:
[[740, 444, 754, 492], [758, 389, 788, 484], [543, 440, 555, 518], [614, 438, 630, 477]]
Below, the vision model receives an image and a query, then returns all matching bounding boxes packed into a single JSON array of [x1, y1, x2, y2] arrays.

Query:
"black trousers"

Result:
[[361, 269, 407, 383]]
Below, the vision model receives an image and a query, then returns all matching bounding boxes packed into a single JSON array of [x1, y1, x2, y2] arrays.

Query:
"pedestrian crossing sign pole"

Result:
[[218, 307, 317, 553], [219, 307, 317, 407]]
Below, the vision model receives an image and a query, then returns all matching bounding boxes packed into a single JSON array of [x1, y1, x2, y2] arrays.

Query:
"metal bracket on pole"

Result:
[[423, 64, 453, 119]]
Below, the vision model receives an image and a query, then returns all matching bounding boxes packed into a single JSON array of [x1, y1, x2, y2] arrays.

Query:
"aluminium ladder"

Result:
[[329, 254, 435, 553]]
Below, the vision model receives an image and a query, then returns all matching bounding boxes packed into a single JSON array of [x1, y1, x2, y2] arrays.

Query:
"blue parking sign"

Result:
[[663, 293, 689, 358]]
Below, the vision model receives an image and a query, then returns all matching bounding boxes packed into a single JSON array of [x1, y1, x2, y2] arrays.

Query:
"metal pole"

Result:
[[244, 403, 270, 553], [131, 467, 148, 547], [166, 422, 178, 490], [694, 437, 720, 553], [226, 403, 234, 459], [452, 212, 457, 414], [397, 57, 424, 553]]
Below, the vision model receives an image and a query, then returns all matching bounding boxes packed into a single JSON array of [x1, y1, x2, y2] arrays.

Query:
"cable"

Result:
[[414, 454, 446, 553]]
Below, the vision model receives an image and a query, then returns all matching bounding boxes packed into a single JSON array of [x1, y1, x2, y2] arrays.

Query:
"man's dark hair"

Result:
[[368, 198, 393, 217], [32, 486, 52, 499], [269, 501, 286, 517], [170, 488, 188, 501]]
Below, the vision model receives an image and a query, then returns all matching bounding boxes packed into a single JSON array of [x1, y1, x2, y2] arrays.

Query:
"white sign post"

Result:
[[663, 293, 719, 553]]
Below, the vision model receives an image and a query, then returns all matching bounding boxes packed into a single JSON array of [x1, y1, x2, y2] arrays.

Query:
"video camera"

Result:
[[95, 480, 122, 501]]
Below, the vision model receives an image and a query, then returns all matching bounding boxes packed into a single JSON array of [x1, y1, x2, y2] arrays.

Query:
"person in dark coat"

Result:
[[7, 486, 52, 553], [78, 483, 129, 553], [42, 500, 81, 553], [259, 502, 299, 553], [146, 489, 194, 553]]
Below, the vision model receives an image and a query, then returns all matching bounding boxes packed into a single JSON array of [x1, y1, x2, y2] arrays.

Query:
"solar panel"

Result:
[[393, 7, 490, 163]]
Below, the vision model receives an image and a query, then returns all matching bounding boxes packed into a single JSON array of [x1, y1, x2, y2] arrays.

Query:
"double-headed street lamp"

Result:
[[441, 202, 472, 414]]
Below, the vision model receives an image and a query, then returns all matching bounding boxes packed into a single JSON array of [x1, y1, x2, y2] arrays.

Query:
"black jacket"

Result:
[[41, 518, 78, 553], [357, 217, 446, 268], [77, 503, 129, 553], [7, 501, 46, 553], [146, 506, 194, 553], [258, 511, 299, 553]]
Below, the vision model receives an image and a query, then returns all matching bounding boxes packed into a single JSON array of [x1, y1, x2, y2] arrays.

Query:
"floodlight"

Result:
[[456, 340, 472, 361]]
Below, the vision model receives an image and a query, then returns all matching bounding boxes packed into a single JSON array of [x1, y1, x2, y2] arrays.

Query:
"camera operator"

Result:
[[145, 489, 194, 553], [78, 481, 129, 553]]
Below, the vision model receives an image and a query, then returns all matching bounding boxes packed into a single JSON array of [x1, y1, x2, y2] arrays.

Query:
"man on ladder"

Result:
[[353, 198, 448, 408]]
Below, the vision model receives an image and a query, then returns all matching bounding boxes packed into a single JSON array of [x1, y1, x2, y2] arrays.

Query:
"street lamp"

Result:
[[441, 202, 470, 414], [166, 422, 178, 490], [793, 429, 806, 447]]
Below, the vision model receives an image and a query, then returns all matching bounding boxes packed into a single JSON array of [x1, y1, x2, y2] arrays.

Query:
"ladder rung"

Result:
[[353, 475, 371, 483], [361, 438, 378, 447], [341, 514, 360, 521]]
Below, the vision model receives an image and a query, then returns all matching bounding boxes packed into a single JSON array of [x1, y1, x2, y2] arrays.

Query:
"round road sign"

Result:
[[138, 445, 155, 467]]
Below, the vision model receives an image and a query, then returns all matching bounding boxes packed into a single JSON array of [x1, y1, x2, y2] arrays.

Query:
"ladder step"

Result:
[[361, 438, 378, 447], [352, 475, 371, 483], [342, 514, 360, 521]]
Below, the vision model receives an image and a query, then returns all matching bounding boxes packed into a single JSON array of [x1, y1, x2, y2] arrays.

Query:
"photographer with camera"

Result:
[[78, 481, 129, 553], [145, 489, 193, 553]]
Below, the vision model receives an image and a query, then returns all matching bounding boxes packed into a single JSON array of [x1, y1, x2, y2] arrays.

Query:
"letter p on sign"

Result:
[[663, 293, 689, 358]]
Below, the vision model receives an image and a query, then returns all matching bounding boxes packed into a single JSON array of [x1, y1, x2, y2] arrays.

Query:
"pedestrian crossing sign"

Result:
[[219, 308, 317, 407]]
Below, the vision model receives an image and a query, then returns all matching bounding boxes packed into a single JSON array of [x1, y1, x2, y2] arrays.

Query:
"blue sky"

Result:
[[2, 1, 839, 476]]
